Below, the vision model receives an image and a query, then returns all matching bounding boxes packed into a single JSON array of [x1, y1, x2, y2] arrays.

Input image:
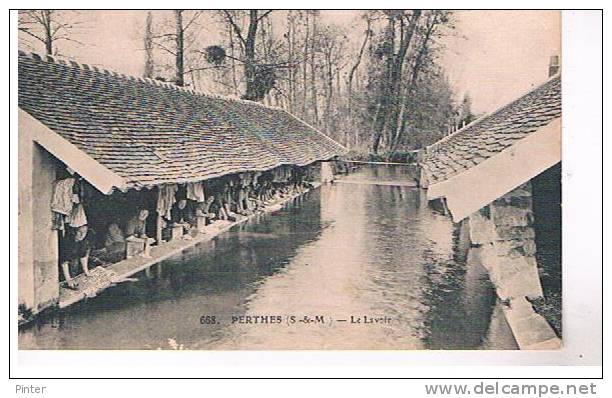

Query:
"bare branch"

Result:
[[18, 27, 46, 44], [151, 40, 177, 56], [222, 10, 246, 45], [182, 10, 203, 33], [56, 36, 86, 46], [150, 33, 176, 40], [184, 65, 229, 74], [211, 78, 239, 92], [257, 10, 273, 22], [194, 48, 247, 65], [271, 85, 290, 100]]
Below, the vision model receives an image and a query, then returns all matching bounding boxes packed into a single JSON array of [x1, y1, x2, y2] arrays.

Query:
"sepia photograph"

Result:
[[14, 9, 567, 352]]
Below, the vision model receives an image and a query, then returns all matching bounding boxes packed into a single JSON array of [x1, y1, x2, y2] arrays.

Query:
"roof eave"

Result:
[[19, 109, 127, 195], [426, 117, 561, 222]]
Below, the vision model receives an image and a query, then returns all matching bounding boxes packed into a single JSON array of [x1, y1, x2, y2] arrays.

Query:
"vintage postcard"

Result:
[[16, 9, 564, 352]]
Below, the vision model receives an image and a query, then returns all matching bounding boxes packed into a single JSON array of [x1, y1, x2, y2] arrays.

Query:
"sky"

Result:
[[439, 10, 560, 113], [18, 10, 560, 115]]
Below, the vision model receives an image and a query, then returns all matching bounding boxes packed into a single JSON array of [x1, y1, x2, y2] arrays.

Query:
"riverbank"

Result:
[[20, 166, 515, 350], [19, 183, 322, 326], [341, 149, 421, 164], [468, 198, 561, 350]]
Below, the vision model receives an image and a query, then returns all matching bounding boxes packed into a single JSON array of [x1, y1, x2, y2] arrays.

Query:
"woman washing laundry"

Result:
[[170, 199, 197, 239], [101, 221, 127, 263], [125, 209, 149, 238], [60, 225, 94, 290], [125, 209, 153, 257], [196, 195, 216, 225]]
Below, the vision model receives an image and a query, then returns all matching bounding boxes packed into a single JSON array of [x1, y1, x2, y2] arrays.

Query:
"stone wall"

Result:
[[305, 161, 335, 184], [469, 183, 543, 300], [465, 182, 560, 349], [18, 134, 59, 314], [18, 127, 35, 310], [32, 144, 59, 310]]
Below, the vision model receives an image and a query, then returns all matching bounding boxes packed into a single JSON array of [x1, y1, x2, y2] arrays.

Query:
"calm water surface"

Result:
[[19, 165, 517, 350]]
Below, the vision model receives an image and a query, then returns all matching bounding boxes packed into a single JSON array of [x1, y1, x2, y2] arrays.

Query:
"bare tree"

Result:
[[174, 10, 185, 86], [318, 25, 347, 131], [222, 10, 274, 101], [227, 19, 239, 95], [285, 11, 298, 112], [370, 10, 422, 154], [388, 10, 454, 155], [18, 10, 83, 55], [143, 12, 155, 79], [148, 10, 203, 86], [347, 14, 372, 114], [302, 11, 310, 115], [309, 11, 320, 123]]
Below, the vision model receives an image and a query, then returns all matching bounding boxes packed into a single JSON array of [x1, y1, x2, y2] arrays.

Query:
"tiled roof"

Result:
[[421, 75, 561, 185], [18, 50, 346, 190]]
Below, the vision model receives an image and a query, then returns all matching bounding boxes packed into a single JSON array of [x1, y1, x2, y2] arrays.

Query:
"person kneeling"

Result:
[[125, 209, 153, 258], [170, 199, 196, 239], [60, 225, 93, 290]]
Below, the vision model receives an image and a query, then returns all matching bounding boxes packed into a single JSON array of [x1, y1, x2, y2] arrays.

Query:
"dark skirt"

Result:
[[59, 230, 92, 263]]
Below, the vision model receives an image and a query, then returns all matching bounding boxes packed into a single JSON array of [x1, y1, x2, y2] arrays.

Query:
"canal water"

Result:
[[19, 165, 517, 350]]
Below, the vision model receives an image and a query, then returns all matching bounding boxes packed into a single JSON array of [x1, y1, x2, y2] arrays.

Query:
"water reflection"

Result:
[[19, 166, 516, 350]]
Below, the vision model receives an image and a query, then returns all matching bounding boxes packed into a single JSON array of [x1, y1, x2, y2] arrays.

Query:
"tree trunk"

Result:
[[389, 13, 437, 153], [347, 18, 370, 114], [227, 20, 238, 95], [290, 15, 297, 111], [301, 12, 309, 117], [43, 10, 53, 55], [388, 97, 407, 156], [369, 15, 397, 154], [143, 12, 154, 79], [222, 10, 263, 100], [370, 103, 384, 154], [309, 13, 319, 124], [384, 10, 421, 144], [286, 12, 296, 113], [174, 10, 184, 87], [243, 10, 259, 100], [324, 50, 334, 130]]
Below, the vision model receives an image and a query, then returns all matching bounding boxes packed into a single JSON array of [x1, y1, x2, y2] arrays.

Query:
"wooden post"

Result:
[[196, 215, 207, 233], [156, 186, 163, 245], [156, 212, 163, 245], [171, 223, 185, 240], [320, 161, 334, 183], [126, 237, 145, 258]]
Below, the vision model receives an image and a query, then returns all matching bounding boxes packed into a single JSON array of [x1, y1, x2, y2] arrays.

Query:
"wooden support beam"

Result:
[[156, 212, 163, 245]]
